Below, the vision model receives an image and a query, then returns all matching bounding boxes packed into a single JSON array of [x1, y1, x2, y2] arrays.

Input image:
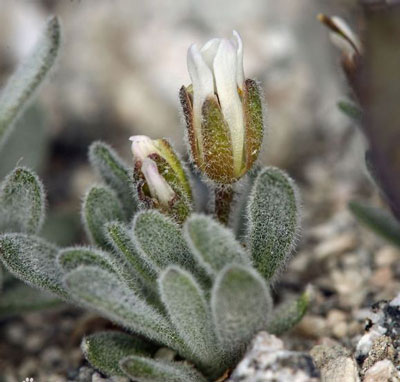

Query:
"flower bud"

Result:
[[130, 135, 192, 222], [180, 31, 264, 184]]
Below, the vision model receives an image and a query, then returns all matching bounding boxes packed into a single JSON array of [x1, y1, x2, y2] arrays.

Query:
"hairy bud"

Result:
[[130, 135, 192, 222], [180, 31, 264, 184]]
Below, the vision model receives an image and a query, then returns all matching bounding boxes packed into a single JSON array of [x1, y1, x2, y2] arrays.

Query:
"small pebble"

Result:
[[364, 359, 400, 382]]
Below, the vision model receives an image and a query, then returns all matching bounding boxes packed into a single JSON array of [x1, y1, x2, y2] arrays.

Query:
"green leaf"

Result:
[[247, 167, 300, 281], [133, 211, 208, 285], [0, 17, 61, 148], [64, 266, 184, 352], [120, 356, 207, 382], [58, 247, 116, 274], [0, 233, 67, 298], [106, 221, 158, 285], [82, 185, 126, 248], [0, 167, 45, 234], [337, 100, 362, 121], [0, 281, 61, 317], [82, 331, 154, 377], [89, 141, 137, 218], [349, 200, 400, 248], [267, 287, 311, 335], [211, 265, 272, 362], [184, 214, 250, 277], [159, 266, 223, 377]]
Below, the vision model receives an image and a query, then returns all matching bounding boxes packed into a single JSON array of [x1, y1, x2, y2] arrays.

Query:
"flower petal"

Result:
[[213, 40, 245, 176], [141, 158, 175, 207], [130, 135, 158, 162], [232, 30, 245, 89]]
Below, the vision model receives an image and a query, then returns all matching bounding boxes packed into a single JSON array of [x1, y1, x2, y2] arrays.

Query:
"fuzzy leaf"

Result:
[[89, 141, 137, 218], [184, 214, 250, 277], [82, 331, 155, 377], [120, 356, 207, 382], [0, 167, 45, 234], [0, 233, 67, 298], [82, 185, 125, 248], [58, 247, 116, 274], [159, 266, 223, 377], [247, 167, 300, 280], [349, 200, 400, 248], [106, 221, 158, 284], [64, 266, 184, 352], [211, 265, 272, 361], [133, 211, 208, 285], [0, 17, 61, 148], [0, 281, 60, 317], [267, 287, 311, 335]]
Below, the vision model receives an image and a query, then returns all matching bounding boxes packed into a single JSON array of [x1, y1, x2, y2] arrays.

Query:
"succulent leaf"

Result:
[[82, 185, 126, 248], [0, 17, 61, 148], [58, 247, 116, 274], [106, 221, 158, 281], [267, 287, 311, 335], [133, 211, 208, 285], [120, 356, 207, 382], [211, 264, 272, 362], [184, 214, 250, 277], [82, 331, 155, 376], [247, 167, 300, 280], [349, 200, 400, 248], [159, 266, 223, 377], [89, 141, 137, 218], [64, 266, 184, 352], [0, 167, 45, 234], [0, 233, 67, 298], [0, 281, 60, 317]]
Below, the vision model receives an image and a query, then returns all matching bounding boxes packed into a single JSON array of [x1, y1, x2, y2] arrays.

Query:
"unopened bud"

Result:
[[129, 135, 192, 222], [180, 31, 264, 184]]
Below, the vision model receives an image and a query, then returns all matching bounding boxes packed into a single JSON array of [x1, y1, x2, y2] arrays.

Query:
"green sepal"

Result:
[[201, 96, 234, 184], [82, 331, 155, 377], [247, 167, 300, 281], [243, 79, 264, 172]]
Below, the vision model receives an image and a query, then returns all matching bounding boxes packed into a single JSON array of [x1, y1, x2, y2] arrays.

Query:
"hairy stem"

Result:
[[214, 185, 234, 225]]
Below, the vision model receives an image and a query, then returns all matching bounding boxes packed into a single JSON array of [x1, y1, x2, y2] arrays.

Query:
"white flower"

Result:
[[187, 31, 245, 176]]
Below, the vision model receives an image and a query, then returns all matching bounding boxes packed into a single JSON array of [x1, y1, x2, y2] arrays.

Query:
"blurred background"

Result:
[[1, 0, 381, 380]]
